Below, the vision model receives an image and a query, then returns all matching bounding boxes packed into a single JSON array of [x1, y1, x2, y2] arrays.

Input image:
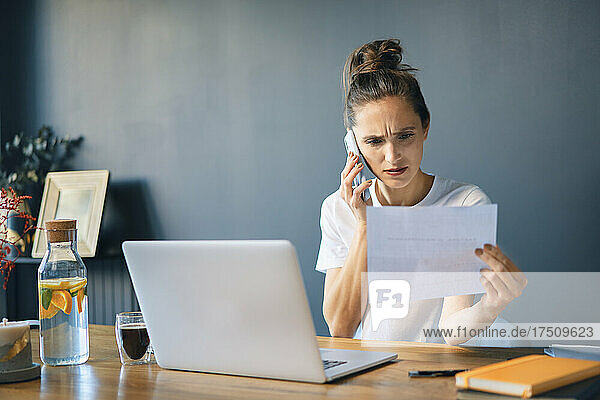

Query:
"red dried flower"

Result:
[[0, 187, 38, 289]]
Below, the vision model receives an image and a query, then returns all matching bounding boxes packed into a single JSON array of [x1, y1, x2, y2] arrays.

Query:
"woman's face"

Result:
[[352, 96, 429, 189]]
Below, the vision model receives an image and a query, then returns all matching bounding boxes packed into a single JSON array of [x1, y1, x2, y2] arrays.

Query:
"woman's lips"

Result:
[[384, 167, 408, 176]]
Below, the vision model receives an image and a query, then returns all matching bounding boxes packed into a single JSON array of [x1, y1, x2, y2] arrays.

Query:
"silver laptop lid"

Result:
[[122, 240, 327, 383]]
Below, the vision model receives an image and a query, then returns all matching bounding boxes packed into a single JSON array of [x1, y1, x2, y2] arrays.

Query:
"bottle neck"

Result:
[[48, 241, 77, 252], [47, 240, 76, 261], [46, 228, 78, 258]]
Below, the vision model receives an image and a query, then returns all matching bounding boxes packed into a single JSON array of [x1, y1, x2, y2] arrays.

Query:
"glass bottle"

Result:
[[38, 219, 89, 365]]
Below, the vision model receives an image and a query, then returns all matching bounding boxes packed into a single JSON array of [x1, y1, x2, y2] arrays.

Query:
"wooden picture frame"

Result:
[[32, 170, 109, 258]]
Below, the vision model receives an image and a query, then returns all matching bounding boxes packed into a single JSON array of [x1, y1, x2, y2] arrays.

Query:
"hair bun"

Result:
[[342, 38, 429, 131], [350, 39, 417, 79]]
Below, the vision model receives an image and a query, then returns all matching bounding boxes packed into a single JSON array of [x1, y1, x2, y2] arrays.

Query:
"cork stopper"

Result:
[[45, 219, 77, 243]]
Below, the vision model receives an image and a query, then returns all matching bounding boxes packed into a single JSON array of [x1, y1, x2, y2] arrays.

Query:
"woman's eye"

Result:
[[365, 134, 413, 146]]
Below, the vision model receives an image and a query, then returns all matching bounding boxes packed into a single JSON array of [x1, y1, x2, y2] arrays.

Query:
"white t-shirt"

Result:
[[315, 174, 492, 341]]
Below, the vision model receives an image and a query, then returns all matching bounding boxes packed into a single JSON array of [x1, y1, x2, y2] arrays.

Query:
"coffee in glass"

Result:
[[115, 312, 152, 365]]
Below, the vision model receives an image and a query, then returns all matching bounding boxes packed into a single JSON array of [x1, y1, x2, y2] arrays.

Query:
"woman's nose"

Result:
[[384, 143, 402, 164]]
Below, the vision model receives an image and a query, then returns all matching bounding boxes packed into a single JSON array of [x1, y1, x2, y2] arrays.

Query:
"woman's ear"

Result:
[[423, 120, 430, 141]]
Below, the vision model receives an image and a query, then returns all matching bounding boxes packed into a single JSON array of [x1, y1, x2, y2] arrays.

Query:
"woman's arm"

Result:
[[323, 223, 367, 338], [439, 244, 527, 345], [439, 294, 497, 345], [322, 151, 372, 338]]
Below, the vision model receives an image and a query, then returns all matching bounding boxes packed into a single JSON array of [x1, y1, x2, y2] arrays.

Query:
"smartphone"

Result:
[[343, 129, 376, 201]]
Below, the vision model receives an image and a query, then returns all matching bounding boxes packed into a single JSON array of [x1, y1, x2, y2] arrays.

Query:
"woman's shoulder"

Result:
[[318, 189, 356, 238], [321, 188, 340, 207], [320, 188, 348, 216], [430, 175, 492, 206]]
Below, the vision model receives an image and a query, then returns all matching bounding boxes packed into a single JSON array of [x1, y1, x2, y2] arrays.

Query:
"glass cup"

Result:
[[115, 312, 152, 365]]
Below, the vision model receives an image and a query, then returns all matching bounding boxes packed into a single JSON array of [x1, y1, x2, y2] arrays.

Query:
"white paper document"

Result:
[[545, 345, 600, 361], [366, 204, 497, 301]]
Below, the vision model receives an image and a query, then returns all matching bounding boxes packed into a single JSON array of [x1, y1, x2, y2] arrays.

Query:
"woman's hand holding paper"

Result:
[[475, 244, 528, 314]]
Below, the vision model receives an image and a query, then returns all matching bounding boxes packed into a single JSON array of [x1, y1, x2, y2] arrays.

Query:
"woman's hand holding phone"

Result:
[[340, 151, 373, 225]]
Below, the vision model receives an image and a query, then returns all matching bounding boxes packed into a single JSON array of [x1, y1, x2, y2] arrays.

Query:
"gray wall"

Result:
[[4, 0, 599, 335]]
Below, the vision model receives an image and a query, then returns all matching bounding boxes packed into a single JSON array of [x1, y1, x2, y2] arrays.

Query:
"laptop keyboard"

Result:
[[322, 359, 348, 370]]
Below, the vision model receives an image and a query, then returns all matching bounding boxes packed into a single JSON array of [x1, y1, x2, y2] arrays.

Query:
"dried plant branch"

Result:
[[0, 187, 38, 289]]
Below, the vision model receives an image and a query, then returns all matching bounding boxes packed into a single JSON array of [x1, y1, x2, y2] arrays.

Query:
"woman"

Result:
[[316, 39, 527, 344]]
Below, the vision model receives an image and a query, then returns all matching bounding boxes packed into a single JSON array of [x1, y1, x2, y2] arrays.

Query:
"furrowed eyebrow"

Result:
[[363, 126, 416, 140]]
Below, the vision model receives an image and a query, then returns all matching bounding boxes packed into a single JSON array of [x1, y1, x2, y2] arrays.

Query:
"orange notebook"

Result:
[[455, 355, 600, 398]]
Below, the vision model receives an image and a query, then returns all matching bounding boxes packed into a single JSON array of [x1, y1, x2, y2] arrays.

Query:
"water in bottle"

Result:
[[38, 219, 89, 366]]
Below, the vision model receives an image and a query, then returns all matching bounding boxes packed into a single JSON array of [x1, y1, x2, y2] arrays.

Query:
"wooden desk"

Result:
[[3, 324, 542, 399]]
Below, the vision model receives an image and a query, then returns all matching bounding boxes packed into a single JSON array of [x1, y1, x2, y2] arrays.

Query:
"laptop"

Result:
[[122, 240, 397, 383]]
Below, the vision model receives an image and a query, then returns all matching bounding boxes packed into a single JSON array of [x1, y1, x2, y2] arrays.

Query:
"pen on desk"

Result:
[[408, 369, 468, 377]]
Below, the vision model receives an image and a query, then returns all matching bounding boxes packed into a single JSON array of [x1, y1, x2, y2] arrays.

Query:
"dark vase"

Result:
[[5, 201, 33, 259], [5, 184, 39, 259]]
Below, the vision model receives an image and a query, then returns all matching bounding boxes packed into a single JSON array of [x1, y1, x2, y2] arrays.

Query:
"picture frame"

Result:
[[32, 170, 110, 258]]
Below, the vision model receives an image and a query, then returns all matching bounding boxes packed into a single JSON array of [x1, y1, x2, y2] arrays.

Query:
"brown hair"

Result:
[[342, 39, 430, 130]]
